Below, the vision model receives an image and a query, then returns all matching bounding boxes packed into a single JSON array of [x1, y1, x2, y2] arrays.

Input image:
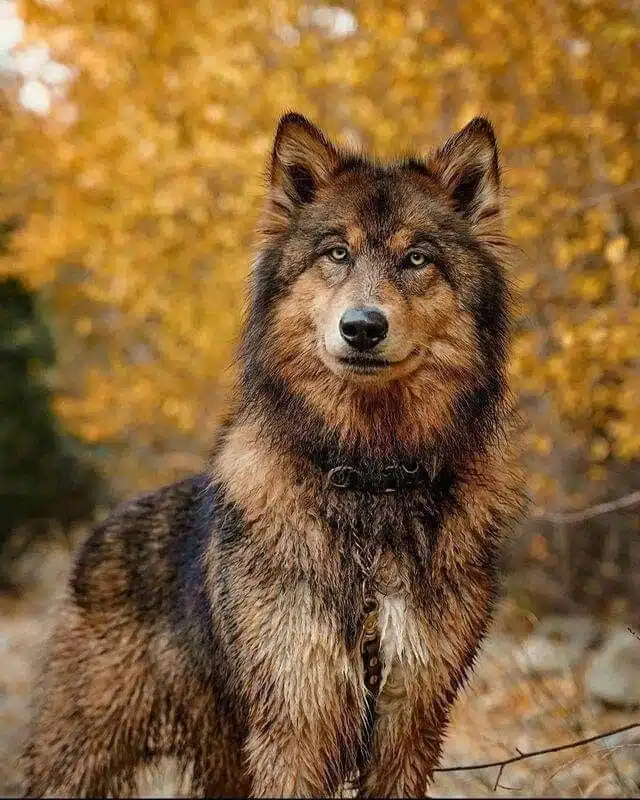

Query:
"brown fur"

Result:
[[22, 113, 526, 798]]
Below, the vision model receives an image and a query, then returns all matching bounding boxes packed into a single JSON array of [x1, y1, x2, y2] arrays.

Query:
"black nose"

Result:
[[339, 307, 389, 351]]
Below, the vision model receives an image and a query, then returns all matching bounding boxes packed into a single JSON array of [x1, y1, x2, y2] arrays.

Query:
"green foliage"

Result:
[[0, 270, 103, 572]]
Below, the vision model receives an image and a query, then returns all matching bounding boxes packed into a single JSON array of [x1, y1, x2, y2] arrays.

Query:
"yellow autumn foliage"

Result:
[[2, 0, 639, 500]]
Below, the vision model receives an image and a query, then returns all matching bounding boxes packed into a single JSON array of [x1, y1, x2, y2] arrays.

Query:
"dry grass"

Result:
[[1, 537, 638, 798]]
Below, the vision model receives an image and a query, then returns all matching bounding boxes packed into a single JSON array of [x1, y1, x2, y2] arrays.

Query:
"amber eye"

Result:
[[406, 250, 428, 268], [329, 246, 349, 262]]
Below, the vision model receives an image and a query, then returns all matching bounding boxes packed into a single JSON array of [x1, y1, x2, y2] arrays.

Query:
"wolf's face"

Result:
[[242, 113, 512, 454]]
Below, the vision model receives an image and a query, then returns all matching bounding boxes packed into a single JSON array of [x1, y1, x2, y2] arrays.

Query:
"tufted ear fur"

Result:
[[263, 113, 340, 236], [429, 117, 502, 242]]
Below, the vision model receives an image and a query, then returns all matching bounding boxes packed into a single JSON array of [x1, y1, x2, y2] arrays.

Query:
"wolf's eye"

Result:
[[405, 251, 428, 268], [329, 246, 349, 262]]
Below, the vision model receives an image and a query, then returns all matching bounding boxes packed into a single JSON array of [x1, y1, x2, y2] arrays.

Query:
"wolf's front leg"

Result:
[[244, 656, 363, 797], [361, 581, 494, 797], [246, 708, 347, 797], [359, 666, 451, 797], [234, 595, 363, 797]]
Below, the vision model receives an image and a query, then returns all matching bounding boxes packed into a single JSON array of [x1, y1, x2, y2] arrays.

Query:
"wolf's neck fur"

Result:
[[234, 353, 508, 484], [213, 384, 506, 525]]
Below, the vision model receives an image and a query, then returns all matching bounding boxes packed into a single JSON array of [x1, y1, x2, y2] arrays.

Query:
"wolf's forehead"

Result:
[[322, 168, 442, 247]]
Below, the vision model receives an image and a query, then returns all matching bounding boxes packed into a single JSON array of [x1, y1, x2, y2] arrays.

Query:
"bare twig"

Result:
[[434, 721, 640, 777], [492, 762, 505, 791], [534, 489, 640, 525], [574, 180, 640, 211], [537, 743, 640, 797]]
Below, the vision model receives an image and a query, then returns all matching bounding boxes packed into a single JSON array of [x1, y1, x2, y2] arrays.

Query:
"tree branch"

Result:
[[434, 721, 640, 778], [534, 489, 640, 525], [571, 179, 640, 214]]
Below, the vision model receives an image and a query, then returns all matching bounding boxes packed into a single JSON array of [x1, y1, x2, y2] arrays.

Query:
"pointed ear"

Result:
[[264, 113, 340, 234], [429, 118, 502, 234]]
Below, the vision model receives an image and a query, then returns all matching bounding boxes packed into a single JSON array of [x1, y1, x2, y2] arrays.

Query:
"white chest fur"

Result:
[[375, 593, 431, 691], [376, 594, 407, 690]]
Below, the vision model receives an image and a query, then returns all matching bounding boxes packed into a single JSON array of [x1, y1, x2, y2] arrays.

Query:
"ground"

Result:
[[1, 537, 638, 798]]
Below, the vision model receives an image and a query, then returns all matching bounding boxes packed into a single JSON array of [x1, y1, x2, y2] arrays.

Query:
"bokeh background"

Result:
[[1, 0, 639, 796]]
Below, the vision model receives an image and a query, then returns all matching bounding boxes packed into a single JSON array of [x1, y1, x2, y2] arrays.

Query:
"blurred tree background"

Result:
[[0, 0, 638, 612]]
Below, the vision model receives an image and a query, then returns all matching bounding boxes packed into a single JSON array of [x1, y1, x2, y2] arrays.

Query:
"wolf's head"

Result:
[[239, 113, 514, 467]]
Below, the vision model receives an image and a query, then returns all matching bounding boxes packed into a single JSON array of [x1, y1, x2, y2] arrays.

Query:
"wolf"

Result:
[[22, 112, 526, 798]]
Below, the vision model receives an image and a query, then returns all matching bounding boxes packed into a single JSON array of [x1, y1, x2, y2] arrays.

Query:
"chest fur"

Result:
[[377, 594, 406, 690], [374, 593, 429, 691]]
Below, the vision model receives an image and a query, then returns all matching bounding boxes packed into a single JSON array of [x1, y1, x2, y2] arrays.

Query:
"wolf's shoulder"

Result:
[[78, 473, 209, 551], [69, 473, 215, 612], [107, 472, 210, 527]]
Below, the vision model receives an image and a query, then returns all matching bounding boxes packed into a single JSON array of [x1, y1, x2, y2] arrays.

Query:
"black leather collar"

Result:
[[325, 460, 434, 493]]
